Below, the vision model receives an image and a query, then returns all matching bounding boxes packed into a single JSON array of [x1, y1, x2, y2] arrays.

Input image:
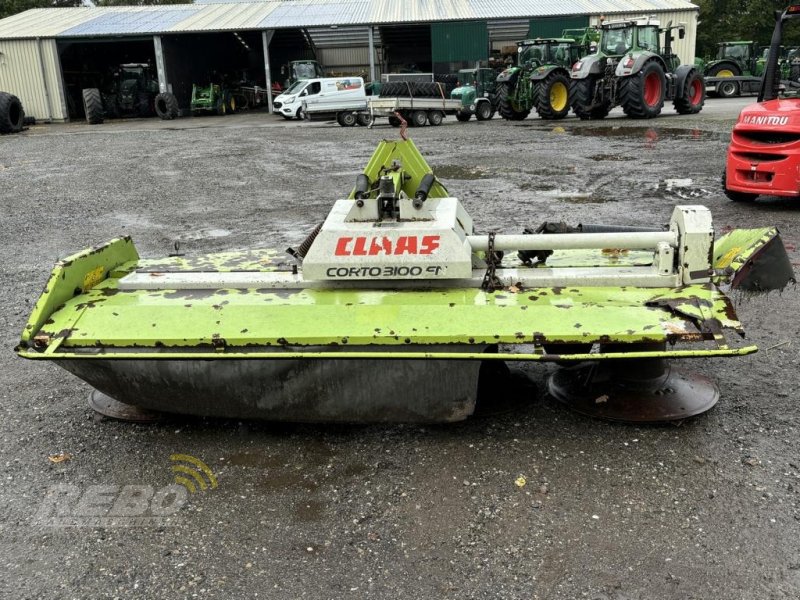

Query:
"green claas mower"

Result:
[[190, 83, 235, 116], [496, 30, 596, 120], [570, 18, 705, 119], [450, 68, 499, 121], [16, 138, 793, 424]]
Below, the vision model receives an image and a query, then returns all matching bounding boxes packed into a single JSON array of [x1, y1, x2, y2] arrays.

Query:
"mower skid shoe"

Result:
[[714, 227, 795, 291]]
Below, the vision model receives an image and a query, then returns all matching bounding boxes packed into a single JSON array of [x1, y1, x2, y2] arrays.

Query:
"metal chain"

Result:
[[481, 231, 502, 292]]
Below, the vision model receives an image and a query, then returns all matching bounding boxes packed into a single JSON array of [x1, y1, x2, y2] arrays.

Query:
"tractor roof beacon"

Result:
[[723, 5, 800, 202], [570, 18, 705, 119]]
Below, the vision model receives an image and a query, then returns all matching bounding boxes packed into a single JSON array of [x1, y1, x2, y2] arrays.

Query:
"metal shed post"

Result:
[[262, 29, 274, 113], [367, 26, 376, 82], [153, 35, 168, 93]]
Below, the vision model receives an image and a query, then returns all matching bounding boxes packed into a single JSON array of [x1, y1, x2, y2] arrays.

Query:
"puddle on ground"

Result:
[[589, 153, 635, 161], [433, 164, 494, 179], [178, 228, 232, 240], [660, 177, 714, 200], [538, 189, 616, 204], [567, 126, 724, 142]]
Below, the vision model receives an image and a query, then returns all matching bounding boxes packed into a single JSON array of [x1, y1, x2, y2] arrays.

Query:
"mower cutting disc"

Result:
[[547, 359, 720, 423], [88, 389, 164, 423]]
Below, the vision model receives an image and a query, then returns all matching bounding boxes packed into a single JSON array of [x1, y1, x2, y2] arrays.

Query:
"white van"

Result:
[[273, 77, 365, 119]]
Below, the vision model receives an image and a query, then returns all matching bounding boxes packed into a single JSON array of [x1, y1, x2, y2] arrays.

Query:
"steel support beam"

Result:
[[367, 26, 376, 83], [153, 35, 168, 94], [262, 29, 275, 114]]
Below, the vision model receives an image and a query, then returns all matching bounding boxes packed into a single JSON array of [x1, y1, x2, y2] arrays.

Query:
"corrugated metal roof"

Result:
[[0, 0, 699, 40], [61, 8, 201, 36]]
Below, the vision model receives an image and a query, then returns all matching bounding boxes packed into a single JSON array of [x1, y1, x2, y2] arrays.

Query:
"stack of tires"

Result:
[[378, 81, 446, 98], [0, 92, 25, 134]]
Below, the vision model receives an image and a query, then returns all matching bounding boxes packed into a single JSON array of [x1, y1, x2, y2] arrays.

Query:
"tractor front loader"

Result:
[[570, 18, 705, 119]]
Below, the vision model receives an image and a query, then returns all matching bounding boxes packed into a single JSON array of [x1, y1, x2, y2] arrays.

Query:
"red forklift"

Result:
[[723, 5, 800, 201]]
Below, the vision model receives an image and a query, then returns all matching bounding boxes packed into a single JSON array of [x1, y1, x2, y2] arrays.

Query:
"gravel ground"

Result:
[[1, 99, 799, 599]]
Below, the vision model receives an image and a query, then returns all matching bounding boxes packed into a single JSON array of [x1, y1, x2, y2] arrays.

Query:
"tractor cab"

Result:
[[598, 18, 661, 58], [455, 68, 497, 97], [716, 42, 757, 63], [281, 60, 325, 88], [517, 38, 581, 68]]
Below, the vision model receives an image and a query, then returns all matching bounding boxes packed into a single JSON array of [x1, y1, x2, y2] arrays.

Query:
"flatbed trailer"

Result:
[[303, 96, 462, 127], [706, 75, 800, 97]]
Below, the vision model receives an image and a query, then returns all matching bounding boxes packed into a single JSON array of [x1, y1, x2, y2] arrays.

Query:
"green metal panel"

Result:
[[528, 16, 590, 39], [431, 21, 488, 63]]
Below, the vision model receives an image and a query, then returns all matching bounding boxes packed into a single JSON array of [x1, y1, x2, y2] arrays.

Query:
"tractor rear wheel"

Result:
[[497, 82, 530, 120], [154, 92, 179, 120], [674, 71, 705, 115], [82, 88, 104, 124], [456, 111, 471, 122], [620, 60, 666, 119], [722, 169, 758, 202], [535, 72, 571, 120], [570, 78, 608, 120], [475, 101, 493, 121], [0, 92, 25, 134], [707, 63, 741, 78]]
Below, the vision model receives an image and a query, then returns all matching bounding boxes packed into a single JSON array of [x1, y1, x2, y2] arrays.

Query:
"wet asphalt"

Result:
[[1, 97, 800, 599]]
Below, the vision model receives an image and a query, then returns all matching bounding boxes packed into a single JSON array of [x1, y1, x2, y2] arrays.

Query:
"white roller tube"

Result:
[[466, 231, 677, 252]]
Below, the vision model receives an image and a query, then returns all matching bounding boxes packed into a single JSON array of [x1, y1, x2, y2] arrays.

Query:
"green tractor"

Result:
[[450, 68, 499, 121], [190, 83, 235, 116], [280, 60, 325, 89], [570, 18, 705, 119], [495, 32, 593, 120], [81, 63, 176, 124], [704, 41, 760, 77]]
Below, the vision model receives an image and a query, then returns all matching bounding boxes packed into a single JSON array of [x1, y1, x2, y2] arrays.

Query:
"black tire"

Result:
[[475, 101, 493, 121], [410, 110, 427, 126], [216, 100, 227, 116], [620, 60, 666, 119], [388, 116, 401, 127], [234, 93, 249, 111], [356, 113, 372, 126], [82, 88, 104, 125], [154, 92, 179, 120], [427, 110, 443, 126], [456, 111, 471, 122], [0, 92, 25, 134], [674, 71, 705, 115], [722, 169, 758, 202], [791, 62, 800, 82], [534, 72, 571, 120], [570, 78, 609, 120], [337, 111, 357, 127], [717, 80, 739, 98], [378, 81, 444, 98], [227, 93, 237, 113], [497, 82, 530, 120], [707, 63, 742, 78]]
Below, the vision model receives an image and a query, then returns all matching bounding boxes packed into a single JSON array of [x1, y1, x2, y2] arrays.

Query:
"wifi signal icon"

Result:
[[170, 454, 218, 494]]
